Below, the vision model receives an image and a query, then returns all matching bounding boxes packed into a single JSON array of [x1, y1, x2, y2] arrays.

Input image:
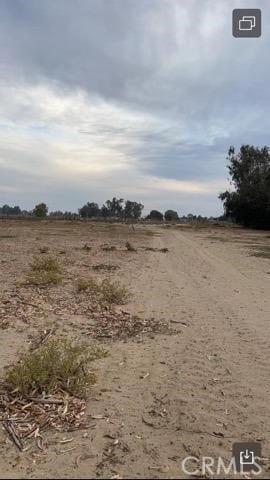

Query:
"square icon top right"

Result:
[[233, 9, 261, 37]]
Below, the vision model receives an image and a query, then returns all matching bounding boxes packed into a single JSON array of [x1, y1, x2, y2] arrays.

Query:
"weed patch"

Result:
[[4, 338, 107, 398], [77, 277, 130, 304], [92, 264, 119, 271], [77, 277, 98, 292]]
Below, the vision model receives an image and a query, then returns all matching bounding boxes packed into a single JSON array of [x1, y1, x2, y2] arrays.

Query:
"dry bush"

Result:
[[26, 271, 62, 285], [77, 277, 98, 292], [4, 338, 107, 398], [77, 277, 130, 304], [25, 256, 62, 285], [92, 264, 119, 271], [39, 246, 49, 254], [125, 241, 137, 252], [82, 244, 91, 251], [100, 279, 130, 304], [31, 256, 61, 273]]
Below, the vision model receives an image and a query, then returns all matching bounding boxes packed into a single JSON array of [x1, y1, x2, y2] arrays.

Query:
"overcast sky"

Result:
[[0, 0, 269, 215]]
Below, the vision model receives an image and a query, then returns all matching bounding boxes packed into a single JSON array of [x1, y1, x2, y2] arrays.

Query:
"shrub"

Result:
[[33, 202, 48, 218], [39, 246, 49, 254], [4, 338, 107, 398], [125, 241, 136, 252], [82, 244, 91, 251], [31, 256, 61, 273], [25, 256, 62, 285], [26, 271, 62, 285], [77, 277, 98, 292], [100, 279, 130, 304], [148, 210, 163, 221], [164, 210, 179, 221], [77, 277, 130, 304]]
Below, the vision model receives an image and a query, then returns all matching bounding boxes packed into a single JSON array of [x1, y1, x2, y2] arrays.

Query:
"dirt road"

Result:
[[1, 223, 270, 478]]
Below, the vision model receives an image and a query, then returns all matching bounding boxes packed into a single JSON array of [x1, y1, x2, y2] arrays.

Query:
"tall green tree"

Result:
[[164, 209, 179, 221], [101, 197, 124, 217], [33, 202, 48, 218], [124, 200, 144, 219], [148, 210, 163, 221], [79, 202, 100, 218], [219, 145, 270, 229]]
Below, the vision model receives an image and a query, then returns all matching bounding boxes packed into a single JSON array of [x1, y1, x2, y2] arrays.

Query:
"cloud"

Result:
[[0, 0, 269, 215]]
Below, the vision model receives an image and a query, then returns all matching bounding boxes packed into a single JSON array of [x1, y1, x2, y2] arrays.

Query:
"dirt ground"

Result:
[[0, 220, 270, 479]]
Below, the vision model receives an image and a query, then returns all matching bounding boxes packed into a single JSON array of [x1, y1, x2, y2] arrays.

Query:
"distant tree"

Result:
[[219, 145, 270, 229], [0, 204, 21, 216], [124, 200, 144, 219], [164, 209, 179, 221], [79, 202, 100, 218], [13, 206, 21, 215], [49, 210, 64, 217], [148, 210, 163, 221], [101, 197, 124, 218], [33, 202, 48, 218]]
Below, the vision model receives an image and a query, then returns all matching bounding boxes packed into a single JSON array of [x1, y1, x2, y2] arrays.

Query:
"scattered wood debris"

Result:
[[0, 390, 97, 452]]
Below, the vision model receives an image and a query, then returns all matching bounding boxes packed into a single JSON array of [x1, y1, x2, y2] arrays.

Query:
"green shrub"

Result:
[[5, 338, 107, 398]]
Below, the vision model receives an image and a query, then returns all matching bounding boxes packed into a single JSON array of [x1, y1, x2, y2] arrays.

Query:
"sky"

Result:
[[0, 0, 269, 216]]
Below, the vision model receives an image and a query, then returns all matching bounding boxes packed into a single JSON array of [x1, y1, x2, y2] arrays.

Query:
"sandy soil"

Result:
[[0, 220, 270, 479]]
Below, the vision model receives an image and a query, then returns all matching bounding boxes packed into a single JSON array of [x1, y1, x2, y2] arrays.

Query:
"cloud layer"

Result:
[[0, 0, 269, 215]]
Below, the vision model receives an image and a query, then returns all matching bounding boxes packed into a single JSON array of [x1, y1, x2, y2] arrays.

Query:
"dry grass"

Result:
[[100, 279, 130, 304], [31, 256, 61, 273], [26, 271, 62, 285], [92, 264, 119, 272], [25, 256, 62, 285], [77, 277, 98, 292], [4, 338, 107, 398], [249, 245, 270, 259], [77, 277, 130, 304]]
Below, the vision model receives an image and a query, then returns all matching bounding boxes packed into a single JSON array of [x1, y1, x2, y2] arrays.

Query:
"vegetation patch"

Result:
[[92, 264, 119, 272], [125, 241, 137, 252], [24, 256, 62, 285], [142, 246, 169, 253], [31, 256, 61, 273], [249, 245, 270, 259], [77, 277, 98, 292], [4, 338, 106, 397], [82, 243, 91, 251], [0, 234, 16, 239], [100, 279, 130, 304], [0, 339, 107, 451], [77, 277, 130, 304], [26, 270, 62, 285], [39, 246, 49, 253]]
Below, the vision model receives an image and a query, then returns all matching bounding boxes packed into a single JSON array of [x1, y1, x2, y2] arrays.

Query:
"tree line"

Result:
[[0, 198, 180, 221], [2, 145, 269, 228]]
